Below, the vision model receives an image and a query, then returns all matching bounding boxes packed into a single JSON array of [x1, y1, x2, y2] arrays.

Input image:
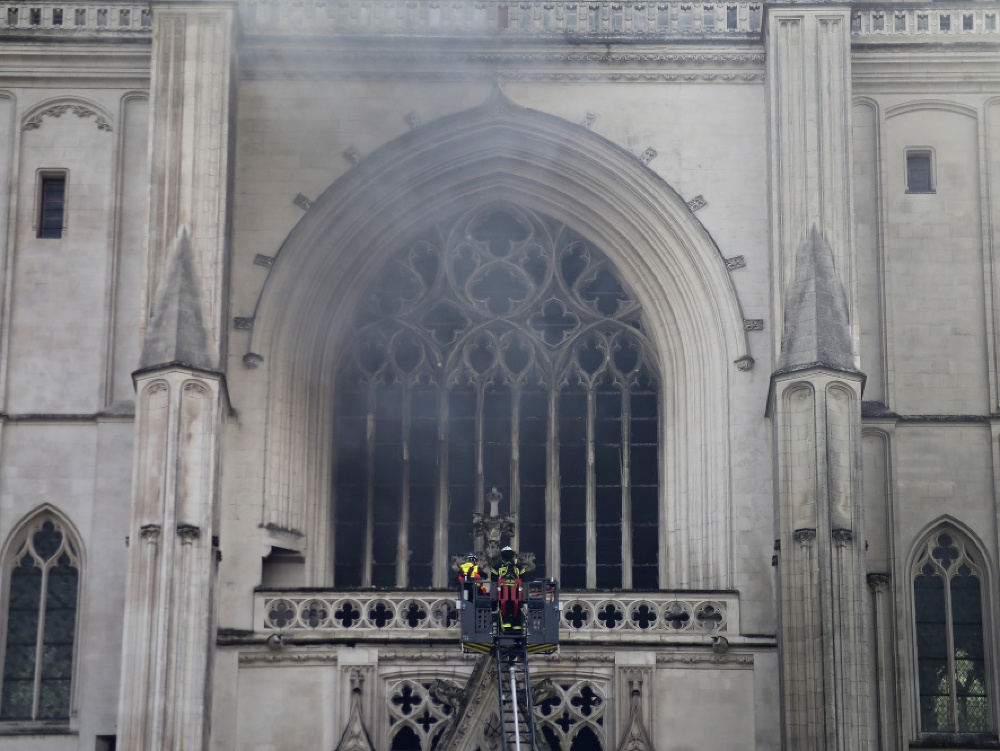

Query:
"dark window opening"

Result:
[[913, 532, 989, 734], [906, 151, 934, 194], [52, 8, 62, 24], [0, 518, 79, 721], [333, 204, 661, 590], [37, 174, 66, 239]]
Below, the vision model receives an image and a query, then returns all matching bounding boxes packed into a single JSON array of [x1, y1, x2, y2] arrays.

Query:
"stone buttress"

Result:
[[116, 1, 235, 749], [766, 5, 873, 750]]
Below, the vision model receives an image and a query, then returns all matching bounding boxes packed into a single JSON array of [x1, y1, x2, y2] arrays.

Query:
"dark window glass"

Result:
[[907, 152, 933, 193], [333, 205, 660, 589], [38, 175, 66, 239], [1, 519, 79, 721], [913, 532, 990, 734]]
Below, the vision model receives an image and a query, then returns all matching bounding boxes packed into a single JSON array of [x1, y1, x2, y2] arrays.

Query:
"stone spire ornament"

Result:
[[334, 669, 376, 751], [778, 226, 855, 373], [140, 226, 218, 372]]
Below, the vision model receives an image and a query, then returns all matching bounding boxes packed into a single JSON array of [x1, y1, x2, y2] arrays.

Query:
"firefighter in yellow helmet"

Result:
[[458, 552, 487, 600]]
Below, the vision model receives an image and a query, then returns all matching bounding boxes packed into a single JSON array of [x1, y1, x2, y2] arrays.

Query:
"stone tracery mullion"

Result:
[[335, 202, 657, 589]]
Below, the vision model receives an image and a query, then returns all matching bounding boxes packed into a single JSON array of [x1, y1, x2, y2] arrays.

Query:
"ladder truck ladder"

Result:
[[495, 640, 536, 751]]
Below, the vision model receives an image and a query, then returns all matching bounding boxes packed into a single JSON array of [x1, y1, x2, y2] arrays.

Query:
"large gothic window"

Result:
[[0, 514, 80, 722], [333, 204, 660, 590], [912, 529, 990, 734]]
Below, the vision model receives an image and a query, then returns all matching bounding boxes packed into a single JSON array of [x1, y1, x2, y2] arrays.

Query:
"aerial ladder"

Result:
[[458, 573, 560, 751]]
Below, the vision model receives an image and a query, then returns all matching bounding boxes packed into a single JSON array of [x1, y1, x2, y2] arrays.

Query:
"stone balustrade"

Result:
[[2, 1, 996, 44], [256, 590, 739, 642], [238, 0, 764, 37], [852, 5, 1000, 39], [0, 2, 150, 33]]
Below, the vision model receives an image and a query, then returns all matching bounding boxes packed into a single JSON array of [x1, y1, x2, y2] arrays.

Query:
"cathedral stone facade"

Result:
[[0, 1, 998, 749]]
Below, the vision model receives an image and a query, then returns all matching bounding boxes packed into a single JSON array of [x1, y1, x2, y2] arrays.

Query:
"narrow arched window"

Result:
[[912, 529, 989, 734], [333, 203, 660, 590], [0, 515, 80, 722]]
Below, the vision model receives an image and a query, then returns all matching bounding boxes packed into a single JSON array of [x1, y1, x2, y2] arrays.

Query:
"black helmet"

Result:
[[501, 546, 515, 561]]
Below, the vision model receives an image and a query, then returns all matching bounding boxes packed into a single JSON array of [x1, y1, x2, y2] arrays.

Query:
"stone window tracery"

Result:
[[912, 529, 990, 734], [535, 680, 606, 751], [387, 679, 456, 751], [333, 203, 660, 590], [0, 515, 80, 722]]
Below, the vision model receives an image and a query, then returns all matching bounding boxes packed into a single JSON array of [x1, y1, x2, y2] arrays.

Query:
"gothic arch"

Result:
[[248, 92, 748, 589], [0, 504, 84, 722], [902, 517, 999, 738]]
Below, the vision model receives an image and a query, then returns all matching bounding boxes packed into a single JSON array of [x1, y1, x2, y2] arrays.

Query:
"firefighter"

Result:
[[458, 552, 486, 600], [496, 546, 526, 633]]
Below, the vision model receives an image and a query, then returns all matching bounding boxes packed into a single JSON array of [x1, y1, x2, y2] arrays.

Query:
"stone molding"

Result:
[[238, 0, 764, 38], [852, 5, 1000, 41], [22, 97, 114, 132], [1, 2, 151, 35], [256, 591, 739, 642]]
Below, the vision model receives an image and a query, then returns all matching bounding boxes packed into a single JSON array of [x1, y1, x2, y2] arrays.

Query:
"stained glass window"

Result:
[[913, 530, 989, 734], [333, 203, 660, 590], [0, 516, 79, 722]]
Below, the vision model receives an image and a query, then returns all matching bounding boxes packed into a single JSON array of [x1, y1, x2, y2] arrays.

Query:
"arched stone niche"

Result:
[[248, 93, 748, 589]]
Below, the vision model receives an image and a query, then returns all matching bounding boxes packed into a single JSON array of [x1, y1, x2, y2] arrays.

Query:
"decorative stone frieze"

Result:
[[23, 102, 113, 132], [1, 2, 151, 34], [238, 0, 764, 38], [256, 591, 738, 642], [852, 6, 1000, 40]]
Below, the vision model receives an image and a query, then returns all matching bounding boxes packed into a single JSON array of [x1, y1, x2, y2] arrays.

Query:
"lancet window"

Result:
[[0, 514, 80, 722], [912, 529, 990, 734], [333, 203, 660, 590]]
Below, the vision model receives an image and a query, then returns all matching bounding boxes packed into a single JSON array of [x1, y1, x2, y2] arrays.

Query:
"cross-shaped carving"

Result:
[[664, 604, 690, 629], [631, 604, 656, 629], [554, 710, 577, 733], [415, 709, 438, 732], [564, 604, 589, 629], [570, 686, 602, 717], [392, 684, 422, 716], [404, 602, 426, 628], [369, 602, 394, 628], [268, 600, 295, 629], [335, 601, 361, 627], [596, 604, 623, 629]]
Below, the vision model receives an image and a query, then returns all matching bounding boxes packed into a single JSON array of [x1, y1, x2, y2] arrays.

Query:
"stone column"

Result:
[[117, 1, 235, 749], [766, 6, 872, 749]]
